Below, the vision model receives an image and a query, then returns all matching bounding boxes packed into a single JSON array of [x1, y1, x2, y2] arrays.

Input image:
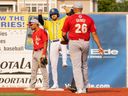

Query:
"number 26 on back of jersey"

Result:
[[75, 23, 87, 33]]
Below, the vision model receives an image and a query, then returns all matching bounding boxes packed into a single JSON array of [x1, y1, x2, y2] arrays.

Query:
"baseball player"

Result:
[[38, 7, 72, 89], [62, 2, 104, 94], [24, 19, 49, 91]]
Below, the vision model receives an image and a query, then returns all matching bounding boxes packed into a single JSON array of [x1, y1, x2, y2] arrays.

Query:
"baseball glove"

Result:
[[40, 57, 48, 66], [61, 35, 69, 45]]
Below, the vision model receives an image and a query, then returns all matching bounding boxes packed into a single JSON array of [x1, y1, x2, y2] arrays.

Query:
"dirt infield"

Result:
[[0, 88, 128, 96]]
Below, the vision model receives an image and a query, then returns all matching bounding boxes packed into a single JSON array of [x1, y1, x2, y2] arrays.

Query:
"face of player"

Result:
[[73, 8, 77, 13], [73, 8, 82, 13], [30, 23, 38, 30], [51, 14, 58, 21]]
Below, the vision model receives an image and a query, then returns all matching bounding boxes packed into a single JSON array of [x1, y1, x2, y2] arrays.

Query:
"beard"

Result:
[[52, 18, 57, 21], [52, 17, 58, 21], [31, 28, 36, 30]]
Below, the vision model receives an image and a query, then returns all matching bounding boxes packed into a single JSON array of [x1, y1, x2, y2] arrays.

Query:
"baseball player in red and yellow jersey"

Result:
[[25, 19, 49, 91], [62, 2, 104, 94]]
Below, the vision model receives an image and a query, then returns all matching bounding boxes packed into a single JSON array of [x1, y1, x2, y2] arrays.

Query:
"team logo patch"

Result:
[[78, 15, 82, 18], [52, 9, 54, 12]]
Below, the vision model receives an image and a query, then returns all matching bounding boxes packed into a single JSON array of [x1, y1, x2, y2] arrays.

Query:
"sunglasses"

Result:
[[27, 23, 34, 26]]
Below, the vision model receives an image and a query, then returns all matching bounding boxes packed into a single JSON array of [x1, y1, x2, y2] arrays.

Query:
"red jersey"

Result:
[[62, 14, 96, 41], [32, 28, 48, 50]]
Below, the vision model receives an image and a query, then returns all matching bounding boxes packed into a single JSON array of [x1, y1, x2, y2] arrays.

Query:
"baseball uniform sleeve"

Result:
[[62, 16, 70, 33], [42, 30, 48, 42], [90, 18, 97, 33], [38, 15, 44, 26], [44, 20, 50, 29], [38, 14, 49, 30], [60, 16, 67, 28], [41, 30, 48, 56]]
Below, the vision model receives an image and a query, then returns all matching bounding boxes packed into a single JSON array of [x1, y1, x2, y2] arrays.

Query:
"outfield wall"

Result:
[[0, 13, 127, 88]]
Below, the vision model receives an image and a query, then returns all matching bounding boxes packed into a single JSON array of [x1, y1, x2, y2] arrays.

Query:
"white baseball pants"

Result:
[[50, 41, 67, 87]]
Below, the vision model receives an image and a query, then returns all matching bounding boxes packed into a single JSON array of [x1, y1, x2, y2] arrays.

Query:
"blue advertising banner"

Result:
[[55, 14, 126, 88], [88, 14, 126, 88], [25, 14, 126, 88]]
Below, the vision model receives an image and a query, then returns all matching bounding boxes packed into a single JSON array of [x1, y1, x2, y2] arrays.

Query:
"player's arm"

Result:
[[38, 9, 44, 26], [60, 6, 74, 22], [40, 31, 48, 65], [90, 18, 104, 54], [62, 6, 74, 16], [61, 17, 70, 44], [42, 41, 47, 57], [66, 9, 74, 16], [91, 32, 104, 54], [42, 31, 48, 57]]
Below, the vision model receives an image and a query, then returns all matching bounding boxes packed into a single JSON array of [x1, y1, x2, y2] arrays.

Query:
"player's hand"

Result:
[[62, 5, 70, 13], [98, 47, 104, 55], [40, 55, 48, 66], [40, 55, 45, 62], [40, 54, 46, 60], [60, 36, 69, 45], [61, 4, 66, 9]]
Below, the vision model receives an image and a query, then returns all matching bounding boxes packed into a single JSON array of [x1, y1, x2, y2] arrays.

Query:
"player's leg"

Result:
[[24, 51, 38, 90], [38, 50, 49, 90], [69, 40, 84, 91], [30, 51, 39, 87], [60, 44, 68, 67], [38, 65, 49, 90], [81, 41, 89, 92], [50, 42, 60, 88]]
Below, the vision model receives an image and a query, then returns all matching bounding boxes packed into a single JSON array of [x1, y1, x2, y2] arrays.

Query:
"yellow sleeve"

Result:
[[59, 16, 67, 28], [44, 20, 50, 29], [60, 16, 67, 23]]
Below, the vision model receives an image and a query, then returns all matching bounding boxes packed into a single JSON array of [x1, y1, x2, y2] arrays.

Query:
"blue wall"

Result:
[[25, 14, 126, 88], [53, 14, 126, 88]]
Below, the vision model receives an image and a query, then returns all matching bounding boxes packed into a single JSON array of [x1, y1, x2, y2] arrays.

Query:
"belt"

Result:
[[34, 48, 43, 51], [51, 39, 60, 42], [70, 38, 88, 41]]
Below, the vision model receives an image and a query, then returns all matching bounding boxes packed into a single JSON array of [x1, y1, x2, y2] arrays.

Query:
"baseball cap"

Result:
[[73, 2, 83, 8], [30, 19, 39, 24], [27, 19, 39, 26]]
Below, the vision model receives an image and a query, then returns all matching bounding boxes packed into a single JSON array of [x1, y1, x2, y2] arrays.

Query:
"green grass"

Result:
[[0, 93, 35, 96]]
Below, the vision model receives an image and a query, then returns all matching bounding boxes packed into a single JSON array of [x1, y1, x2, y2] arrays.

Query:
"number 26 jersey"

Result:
[[62, 14, 96, 41]]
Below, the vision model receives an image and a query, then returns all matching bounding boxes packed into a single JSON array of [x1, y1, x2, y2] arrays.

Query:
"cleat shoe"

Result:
[[50, 84, 59, 89], [75, 88, 86, 94], [65, 84, 71, 88], [62, 63, 68, 68], [65, 84, 77, 92]]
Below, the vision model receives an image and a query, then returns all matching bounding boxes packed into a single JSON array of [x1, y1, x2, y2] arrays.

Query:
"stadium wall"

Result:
[[0, 13, 127, 88]]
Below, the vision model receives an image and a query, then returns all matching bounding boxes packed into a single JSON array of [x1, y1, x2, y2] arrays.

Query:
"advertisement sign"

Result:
[[0, 14, 44, 88], [88, 14, 126, 87], [0, 13, 127, 88]]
